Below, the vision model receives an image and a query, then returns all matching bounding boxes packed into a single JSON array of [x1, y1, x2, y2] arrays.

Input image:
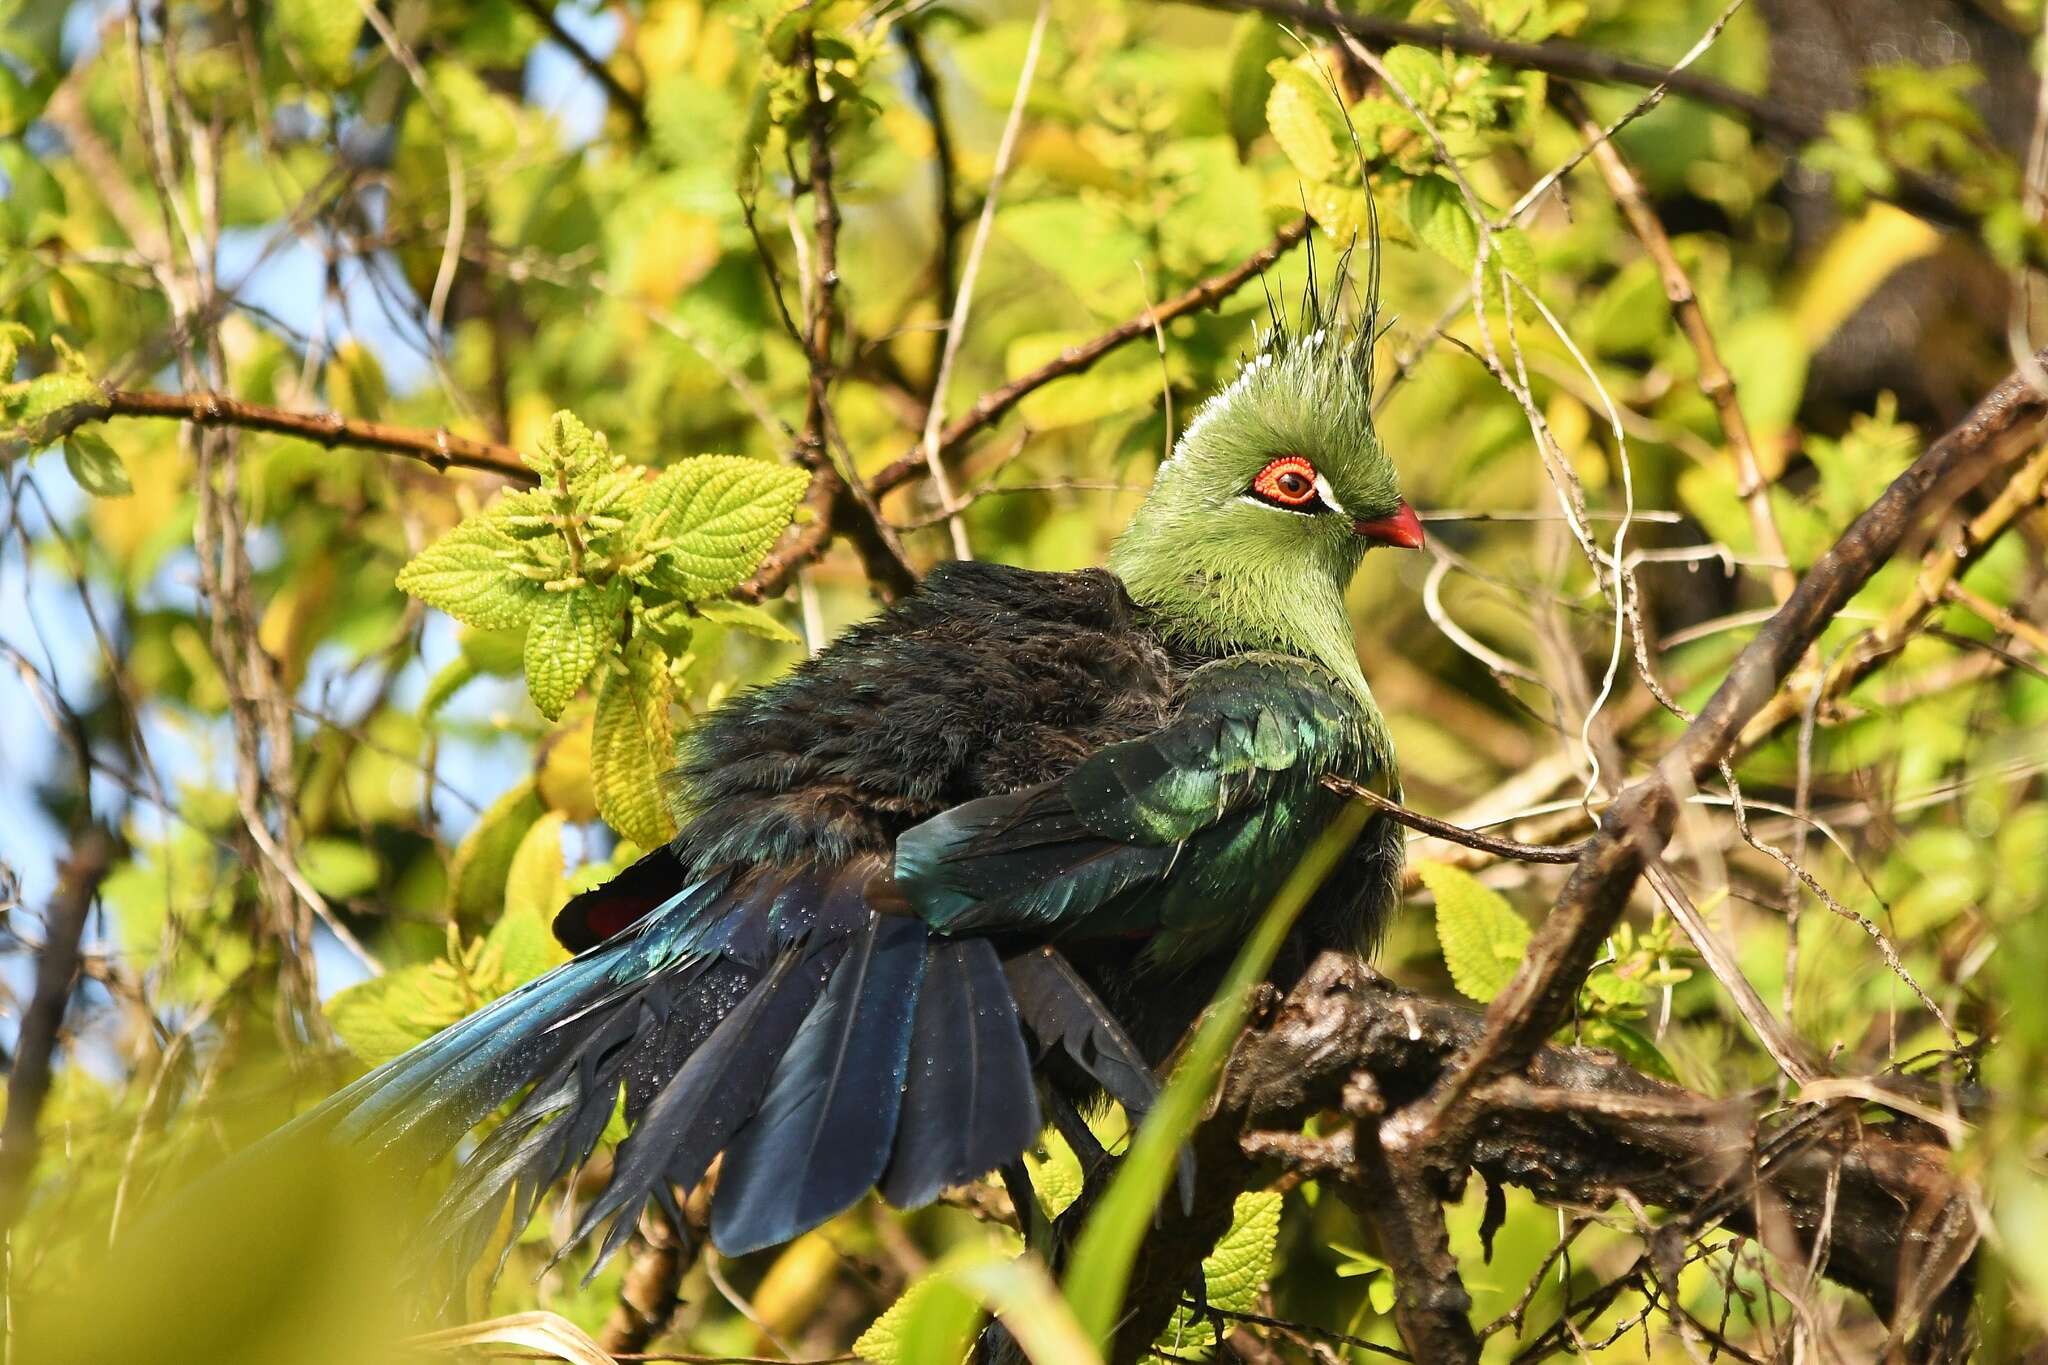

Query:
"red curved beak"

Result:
[[1354, 501, 1424, 549]]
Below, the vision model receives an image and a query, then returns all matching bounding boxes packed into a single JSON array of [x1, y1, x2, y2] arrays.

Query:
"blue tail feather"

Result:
[[712, 914, 929, 1254], [880, 937, 1041, 1210]]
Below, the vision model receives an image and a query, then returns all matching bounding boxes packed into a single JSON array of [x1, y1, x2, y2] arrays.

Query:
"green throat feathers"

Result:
[[1108, 305, 1421, 710]]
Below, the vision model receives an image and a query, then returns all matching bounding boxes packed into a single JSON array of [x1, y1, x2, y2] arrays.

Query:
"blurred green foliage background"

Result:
[[3, 0, 2047, 1359]]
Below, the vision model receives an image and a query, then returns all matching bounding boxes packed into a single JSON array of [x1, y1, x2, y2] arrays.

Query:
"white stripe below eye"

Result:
[[1313, 473, 1348, 516], [1236, 492, 1318, 517]]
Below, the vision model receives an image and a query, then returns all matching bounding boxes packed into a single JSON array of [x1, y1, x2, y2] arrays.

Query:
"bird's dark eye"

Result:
[[1250, 455, 1326, 511]]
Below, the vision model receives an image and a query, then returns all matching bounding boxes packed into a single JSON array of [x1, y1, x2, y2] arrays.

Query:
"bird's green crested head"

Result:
[[1109, 259, 1418, 699]]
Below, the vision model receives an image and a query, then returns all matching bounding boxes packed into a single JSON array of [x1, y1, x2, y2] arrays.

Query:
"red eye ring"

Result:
[[1252, 455, 1321, 508]]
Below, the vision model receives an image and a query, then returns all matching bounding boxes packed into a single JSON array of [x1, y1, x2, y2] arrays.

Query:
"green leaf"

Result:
[[692, 596, 800, 644], [1407, 175, 1479, 270], [1576, 1017, 1678, 1083], [1418, 860, 1530, 1004], [420, 656, 478, 715], [0, 322, 30, 380], [0, 61, 42, 139], [299, 837, 379, 900], [524, 408, 610, 485], [489, 811, 571, 985], [591, 636, 676, 849], [1265, 57, 1346, 184], [523, 585, 619, 720], [447, 778, 545, 922], [639, 457, 809, 602], [12, 370, 100, 428], [1222, 18, 1287, 156], [854, 1271, 983, 1365], [396, 517, 541, 630], [325, 963, 466, 1067], [274, 0, 361, 86], [64, 430, 131, 497], [1156, 1191, 1283, 1357]]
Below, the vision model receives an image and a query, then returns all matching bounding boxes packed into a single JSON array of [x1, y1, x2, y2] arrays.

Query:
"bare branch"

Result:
[[20, 388, 535, 480]]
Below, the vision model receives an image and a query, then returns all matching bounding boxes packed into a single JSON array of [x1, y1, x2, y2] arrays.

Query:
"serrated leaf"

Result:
[[447, 779, 545, 922], [522, 585, 619, 720], [591, 637, 676, 849], [1025, 1125, 1086, 1220], [1418, 860, 1530, 1003], [0, 322, 30, 379], [524, 409, 607, 485], [854, 1270, 982, 1365], [64, 429, 131, 496], [639, 456, 809, 601], [12, 370, 100, 428], [1157, 1191, 1283, 1357], [275, 0, 360, 86], [1265, 57, 1345, 184], [396, 517, 541, 630], [692, 597, 800, 644]]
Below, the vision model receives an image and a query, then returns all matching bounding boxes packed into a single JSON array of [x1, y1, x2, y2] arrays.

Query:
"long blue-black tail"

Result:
[[279, 848, 1139, 1282]]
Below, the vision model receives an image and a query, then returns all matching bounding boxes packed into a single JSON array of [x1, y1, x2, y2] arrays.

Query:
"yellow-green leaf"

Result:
[[639, 457, 810, 602], [523, 586, 619, 720], [275, 0, 361, 86], [448, 778, 545, 922], [1156, 1191, 1283, 1357], [326, 962, 469, 1067], [489, 811, 572, 985], [396, 518, 540, 631], [592, 637, 676, 849], [692, 597, 800, 645], [64, 430, 131, 497], [1265, 57, 1346, 184], [1418, 860, 1530, 1003]]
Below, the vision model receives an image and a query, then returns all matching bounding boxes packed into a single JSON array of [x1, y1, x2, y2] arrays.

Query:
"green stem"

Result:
[[1061, 799, 1374, 1348]]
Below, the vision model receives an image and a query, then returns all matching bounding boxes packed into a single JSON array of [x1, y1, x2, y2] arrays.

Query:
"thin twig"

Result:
[[869, 218, 1311, 499], [0, 826, 115, 1232], [1558, 83, 1794, 604], [1322, 775, 1590, 864], [916, 0, 1050, 560]]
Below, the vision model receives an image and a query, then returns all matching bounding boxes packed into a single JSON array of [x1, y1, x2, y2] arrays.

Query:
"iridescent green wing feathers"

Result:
[[893, 654, 1389, 954]]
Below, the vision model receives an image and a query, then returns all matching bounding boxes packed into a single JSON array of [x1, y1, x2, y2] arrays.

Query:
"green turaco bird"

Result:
[[301, 275, 1421, 1276]]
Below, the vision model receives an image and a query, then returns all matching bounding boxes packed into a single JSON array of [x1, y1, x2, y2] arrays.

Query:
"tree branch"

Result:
[[1429, 345, 2048, 1127], [512, 0, 648, 140], [1184, 0, 2040, 269], [1215, 959, 1970, 1360], [24, 388, 535, 480], [746, 215, 1310, 600], [869, 217, 1312, 499], [0, 824, 116, 1232]]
